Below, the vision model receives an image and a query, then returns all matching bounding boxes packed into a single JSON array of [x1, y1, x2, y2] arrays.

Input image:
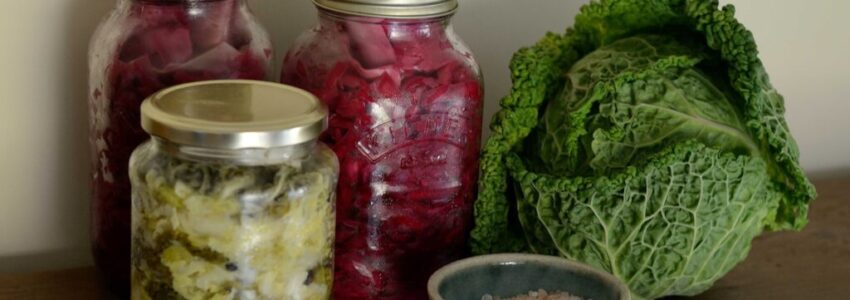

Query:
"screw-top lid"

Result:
[[141, 80, 327, 149], [312, 0, 458, 18]]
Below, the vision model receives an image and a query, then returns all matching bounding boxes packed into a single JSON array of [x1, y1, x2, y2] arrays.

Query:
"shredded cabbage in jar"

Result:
[[130, 143, 336, 300]]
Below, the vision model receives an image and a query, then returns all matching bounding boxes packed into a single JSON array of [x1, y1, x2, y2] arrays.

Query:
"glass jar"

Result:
[[88, 0, 272, 293], [129, 80, 337, 299], [281, 1, 483, 299]]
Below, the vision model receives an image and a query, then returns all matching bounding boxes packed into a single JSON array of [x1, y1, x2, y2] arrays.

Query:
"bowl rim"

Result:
[[427, 253, 631, 300]]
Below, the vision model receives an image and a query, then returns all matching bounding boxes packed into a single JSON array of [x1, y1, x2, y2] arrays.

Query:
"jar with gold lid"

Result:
[[129, 80, 337, 300]]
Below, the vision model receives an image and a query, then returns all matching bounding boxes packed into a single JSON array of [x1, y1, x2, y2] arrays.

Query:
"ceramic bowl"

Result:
[[428, 253, 630, 300]]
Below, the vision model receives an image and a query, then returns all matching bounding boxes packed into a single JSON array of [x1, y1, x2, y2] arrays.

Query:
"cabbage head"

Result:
[[470, 1, 816, 299]]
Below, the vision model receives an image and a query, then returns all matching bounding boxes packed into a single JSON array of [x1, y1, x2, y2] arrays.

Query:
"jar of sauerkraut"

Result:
[[129, 80, 337, 300], [281, 1, 483, 299]]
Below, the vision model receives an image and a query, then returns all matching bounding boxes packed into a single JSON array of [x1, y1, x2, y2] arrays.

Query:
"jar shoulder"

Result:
[[89, 1, 273, 73], [130, 142, 339, 186], [284, 19, 482, 77]]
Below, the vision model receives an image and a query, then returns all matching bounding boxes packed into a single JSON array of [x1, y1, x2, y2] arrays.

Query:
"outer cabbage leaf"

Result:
[[471, 32, 574, 253], [510, 142, 780, 299]]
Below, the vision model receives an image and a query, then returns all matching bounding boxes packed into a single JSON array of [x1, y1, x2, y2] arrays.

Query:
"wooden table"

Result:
[[2, 178, 849, 300]]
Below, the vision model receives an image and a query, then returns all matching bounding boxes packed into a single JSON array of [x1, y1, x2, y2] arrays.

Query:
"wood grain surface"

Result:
[[2, 178, 848, 300]]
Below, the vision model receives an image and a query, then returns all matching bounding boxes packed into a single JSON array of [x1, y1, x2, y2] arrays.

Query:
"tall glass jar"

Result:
[[281, 1, 483, 298], [88, 0, 272, 293], [130, 80, 337, 299]]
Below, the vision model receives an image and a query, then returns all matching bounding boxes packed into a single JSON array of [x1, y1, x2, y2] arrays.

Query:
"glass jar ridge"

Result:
[[312, 0, 458, 18]]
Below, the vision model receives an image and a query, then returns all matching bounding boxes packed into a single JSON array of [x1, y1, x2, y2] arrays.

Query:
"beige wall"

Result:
[[1, 0, 847, 272]]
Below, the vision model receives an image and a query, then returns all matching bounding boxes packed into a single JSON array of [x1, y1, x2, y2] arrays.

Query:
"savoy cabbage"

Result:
[[471, 0, 816, 299]]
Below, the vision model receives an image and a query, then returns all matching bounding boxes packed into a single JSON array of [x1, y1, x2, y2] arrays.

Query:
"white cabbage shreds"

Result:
[[130, 143, 337, 300]]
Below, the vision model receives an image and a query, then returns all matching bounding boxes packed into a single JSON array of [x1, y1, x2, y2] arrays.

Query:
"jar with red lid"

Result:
[[281, 1, 483, 298], [88, 0, 272, 294]]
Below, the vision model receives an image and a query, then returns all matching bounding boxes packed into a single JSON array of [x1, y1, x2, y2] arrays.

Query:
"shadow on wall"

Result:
[[49, 0, 113, 270], [0, 0, 112, 273], [247, 0, 316, 72]]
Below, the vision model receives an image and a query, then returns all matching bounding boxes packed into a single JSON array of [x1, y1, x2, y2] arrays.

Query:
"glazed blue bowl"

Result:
[[428, 254, 630, 300]]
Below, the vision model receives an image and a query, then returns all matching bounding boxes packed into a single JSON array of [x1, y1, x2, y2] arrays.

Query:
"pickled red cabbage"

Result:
[[89, 0, 271, 294], [282, 17, 482, 300]]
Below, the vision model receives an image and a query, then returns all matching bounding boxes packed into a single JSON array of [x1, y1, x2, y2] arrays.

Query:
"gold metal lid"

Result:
[[312, 0, 458, 18], [141, 80, 327, 149]]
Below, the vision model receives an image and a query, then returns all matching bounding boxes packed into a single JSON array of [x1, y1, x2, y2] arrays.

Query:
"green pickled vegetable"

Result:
[[130, 143, 337, 300]]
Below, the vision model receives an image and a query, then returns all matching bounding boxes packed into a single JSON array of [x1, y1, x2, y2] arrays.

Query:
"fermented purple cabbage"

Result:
[[282, 15, 482, 300], [88, 0, 271, 294]]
